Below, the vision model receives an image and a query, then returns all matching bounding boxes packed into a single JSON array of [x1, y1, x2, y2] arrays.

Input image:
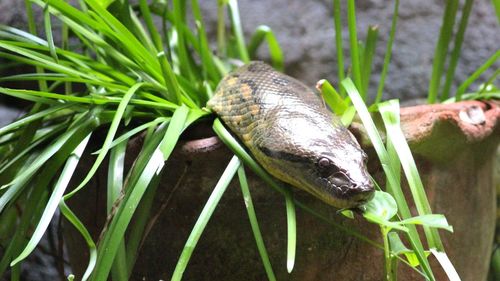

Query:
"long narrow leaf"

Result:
[[92, 117, 171, 155], [171, 156, 241, 281], [92, 105, 197, 280], [379, 100, 459, 280], [247, 25, 284, 71], [11, 133, 91, 265], [440, 0, 474, 100], [346, 0, 362, 97], [227, 0, 249, 63], [140, 0, 182, 103], [378, 100, 442, 248], [427, 0, 459, 103], [237, 165, 277, 281], [191, 0, 220, 82], [456, 49, 500, 100], [0, 113, 91, 189], [58, 200, 97, 281], [66, 83, 145, 198], [285, 188, 296, 273], [0, 110, 100, 275], [374, 0, 399, 104], [92, 144, 164, 281], [341, 78, 435, 280], [0, 104, 71, 137], [333, 0, 345, 97], [107, 138, 128, 281], [361, 25, 378, 96]]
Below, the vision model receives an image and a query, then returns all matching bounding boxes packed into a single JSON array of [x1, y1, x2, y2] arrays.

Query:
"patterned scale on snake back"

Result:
[[208, 61, 374, 209]]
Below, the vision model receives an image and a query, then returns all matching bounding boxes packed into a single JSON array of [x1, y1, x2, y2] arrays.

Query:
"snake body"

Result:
[[208, 62, 374, 208]]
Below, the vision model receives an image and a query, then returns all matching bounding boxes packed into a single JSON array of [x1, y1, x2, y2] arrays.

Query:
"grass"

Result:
[[0, 0, 497, 281]]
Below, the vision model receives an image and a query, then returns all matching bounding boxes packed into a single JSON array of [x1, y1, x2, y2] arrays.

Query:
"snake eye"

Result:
[[317, 157, 338, 177]]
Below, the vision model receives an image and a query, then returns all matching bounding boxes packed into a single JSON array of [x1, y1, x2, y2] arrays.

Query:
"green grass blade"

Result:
[[1, 110, 100, 276], [138, 0, 162, 53], [83, 0, 163, 77], [227, 0, 249, 63], [10, 133, 91, 265], [0, 178, 49, 276], [0, 113, 90, 189], [379, 100, 459, 280], [92, 117, 171, 155], [0, 154, 40, 213], [171, 155, 240, 281], [440, 0, 474, 101], [124, 171, 163, 277], [91, 105, 195, 280], [455, 49, 500, 100], [113, 123, 168, 200], [316, 79, 348, 115], [107, 140, 128, 281], [346, 0, 362, 98], [374, 0, 399, 104], [191, 0, 220, 82], [333, 0, 345, 97], [427, 0, 459, 103], [378, 100, 442, 248], [0, 41, 97, 80], [42, 0, 157, 82], [399, 214, 453, 232], [285, 188, 296, 273], [59, 200, 97, 281], [247, 25, 284, 71], [490, 246, 500, 280], [139, 0, 182, 103], [0, 87, 95, 105], [0, 23, 47, 45], [0, 73, 128, 92], [217, 0, 227, 56], [385, 116, 401, 205], [492, 0, 500, 25], [43, 3, 59, 63], [128, 2, 157, 55], [24, 0, 48, 91], [0, 122, 69, 173], [443, 90, 500, 103], [172, 0, 196, 81], [430, 249, 461, 281], [66, 83, 145, 198], [361, 25, 378, 97], [341, 78, 435, 280], [237, 165, 277, 281], [159, 105, 189, 160], [91, 144, 165, 281], [0, 104, 71, 137]]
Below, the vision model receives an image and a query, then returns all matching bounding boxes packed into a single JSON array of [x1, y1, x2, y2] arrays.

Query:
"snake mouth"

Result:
[[307, 178, 375, 209]]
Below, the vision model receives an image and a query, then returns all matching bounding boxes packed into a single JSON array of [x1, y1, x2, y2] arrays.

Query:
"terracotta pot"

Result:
[[65, 100, 499, 281]]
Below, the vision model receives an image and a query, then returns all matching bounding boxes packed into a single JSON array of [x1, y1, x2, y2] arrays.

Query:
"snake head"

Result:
[[312, 143, 375, 209], [254, 114, 375, 209]]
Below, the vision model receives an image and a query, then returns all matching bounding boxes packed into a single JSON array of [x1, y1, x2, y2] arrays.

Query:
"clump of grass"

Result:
[[0, 0, 291, 279]]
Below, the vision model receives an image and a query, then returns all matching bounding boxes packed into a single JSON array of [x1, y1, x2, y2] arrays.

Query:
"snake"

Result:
[[207, 61, 374, 209]]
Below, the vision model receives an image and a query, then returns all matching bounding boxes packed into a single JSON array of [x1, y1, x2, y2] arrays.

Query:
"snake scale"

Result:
[[208, 61, 374, 208]]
